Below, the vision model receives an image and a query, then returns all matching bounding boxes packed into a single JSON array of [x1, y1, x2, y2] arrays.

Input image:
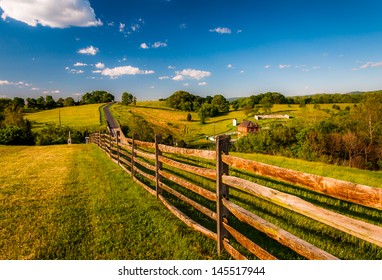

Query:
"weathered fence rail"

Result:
[[89, 131, 382, 260]]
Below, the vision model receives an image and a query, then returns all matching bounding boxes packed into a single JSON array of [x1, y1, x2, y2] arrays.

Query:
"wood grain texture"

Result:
[[223, 176, 382, 247], [222, 221, 277, 260], [222, 154, 382, 210], [222, 198, 337, 260]]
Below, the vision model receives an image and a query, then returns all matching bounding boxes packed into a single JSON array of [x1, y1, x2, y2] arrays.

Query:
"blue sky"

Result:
[[1, 0, 382, 101]]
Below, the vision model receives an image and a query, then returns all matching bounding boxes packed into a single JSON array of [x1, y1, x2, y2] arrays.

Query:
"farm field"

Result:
[[24, 103, 106, 131], [111, 101, 353, 146], [0, 144, 220, 260]]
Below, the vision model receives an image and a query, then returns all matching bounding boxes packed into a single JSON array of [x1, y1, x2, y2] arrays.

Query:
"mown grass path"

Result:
[[0, 145, 220, 259]]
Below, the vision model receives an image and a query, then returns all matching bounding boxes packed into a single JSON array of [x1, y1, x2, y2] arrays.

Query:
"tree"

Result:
[[56, 98, 64, 107], [166, 91, 200, 111], [36, 96, 46, 109], [82, 90, 114, 104], [64, 97, 75, 107], [45, 95, 56, 109], [198, 103, 218, 124], [211, 94, 230, 113], [186, 113, 192, 121], [26, 98, 37, 109], [121, 92, 134, 106], [12, 97, 25, 108]]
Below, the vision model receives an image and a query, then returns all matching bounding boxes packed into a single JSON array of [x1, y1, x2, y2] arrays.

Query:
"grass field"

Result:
[[111, 101, 351, 146], [0, 144, 221, 260], [25, 104, 106, 131]]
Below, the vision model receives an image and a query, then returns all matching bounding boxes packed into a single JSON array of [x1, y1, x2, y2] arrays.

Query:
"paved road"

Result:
[[103, 103, 128, 143], [103, 102, 118, 129]]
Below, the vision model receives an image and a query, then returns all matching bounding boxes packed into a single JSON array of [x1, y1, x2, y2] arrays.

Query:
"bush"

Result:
[[35, 124, 85, 145], [0, 124, 34, 145]]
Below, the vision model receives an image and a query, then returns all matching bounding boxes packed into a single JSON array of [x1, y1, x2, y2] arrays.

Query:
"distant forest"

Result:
[[0, 90, 114, 111]]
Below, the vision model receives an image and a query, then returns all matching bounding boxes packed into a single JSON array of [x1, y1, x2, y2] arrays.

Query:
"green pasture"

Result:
[[0, 145, 220, 260], [112, 101, 353, 146], [25, 104, 106, 131]]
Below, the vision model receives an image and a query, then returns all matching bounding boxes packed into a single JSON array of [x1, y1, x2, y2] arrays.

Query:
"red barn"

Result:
[[237, 120, 259, 135]]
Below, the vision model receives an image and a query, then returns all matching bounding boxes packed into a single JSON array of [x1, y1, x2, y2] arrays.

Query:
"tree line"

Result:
[[0, 90, 115, 145], [0, 90, 115, 111], [165, 91, 230, 123]]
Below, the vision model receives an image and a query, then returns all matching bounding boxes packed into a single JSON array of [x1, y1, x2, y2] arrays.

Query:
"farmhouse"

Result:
[[237, 120, 259, 135]]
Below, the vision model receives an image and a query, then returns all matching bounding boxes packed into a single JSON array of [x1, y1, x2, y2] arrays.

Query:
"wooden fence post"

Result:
[[131, 133, 137, 177], [216, 135, 230, 255], [98, 130, 101, 147], [116, 131, 120, 165], [155, 134, 163, 199], [109, 130, 112, 158]]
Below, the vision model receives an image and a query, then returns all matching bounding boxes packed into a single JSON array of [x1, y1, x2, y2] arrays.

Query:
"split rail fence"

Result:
[[89, 131, 382, 260]]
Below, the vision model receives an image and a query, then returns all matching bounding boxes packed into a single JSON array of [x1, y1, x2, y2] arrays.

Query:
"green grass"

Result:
[[111, 102, 354, 147], [25, 104, 106, 131], [0, 144, 220, 260]]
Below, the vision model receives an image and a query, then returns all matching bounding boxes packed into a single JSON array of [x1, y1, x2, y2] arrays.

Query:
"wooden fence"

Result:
[[89, 131, 382, 260]]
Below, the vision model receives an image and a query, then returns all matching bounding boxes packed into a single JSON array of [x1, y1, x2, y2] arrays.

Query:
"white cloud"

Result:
[[209, 27, 232, 34], [152, 41, 167, 48], [168, 65, 176, 69], [95, 62, 105, 69], [0, 80, 32, 87], [140, 43, 150, 49], [141, 41, 168, 49], [119, 22, 125, 32], [43, 90, 60, 94], [70, 69, 84, 74], [198, 82, 207, 86], [360, 61, 382, 69], [227, 64, 234, 69], [173, 68, 211, 81], [31, 87, 40, 91], [279, 64, 291, 69], [0, 0, 102, 28], [92, 70, 102, 73], [159, 76, 170, 80], [101, 66, 155, 77], [264, 65, 271, 69], [172, 75, 184, 81], [0, 80, 12, 85], [78, 46, 99, 55], [74, 62, 87, 67], [183, 83, 189, 86], [179, 23, 187, 29]]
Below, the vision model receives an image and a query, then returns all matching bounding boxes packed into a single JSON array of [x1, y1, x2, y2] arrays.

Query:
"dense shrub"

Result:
[[35, 124, 85, 145]]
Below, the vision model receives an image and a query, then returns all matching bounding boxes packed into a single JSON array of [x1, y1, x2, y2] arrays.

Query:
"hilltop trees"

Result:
[[165, 91, 230, 123], [81, 90, 114, 104], [121, 92, 137, 106]]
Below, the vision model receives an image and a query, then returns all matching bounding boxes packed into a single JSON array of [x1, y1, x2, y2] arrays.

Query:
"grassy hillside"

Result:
[[0, 145, 220, 260], [25, 104, 106, 131], [111, 101, 352, 146]]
